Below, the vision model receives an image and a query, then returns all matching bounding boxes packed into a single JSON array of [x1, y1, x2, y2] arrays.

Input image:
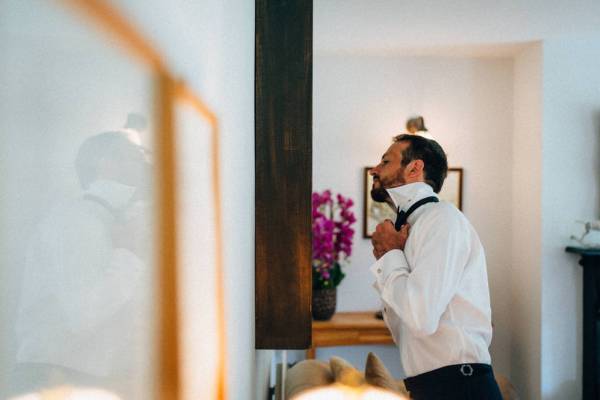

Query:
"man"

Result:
[[13, 131, 152, 397], [369, 134, 502, 400]]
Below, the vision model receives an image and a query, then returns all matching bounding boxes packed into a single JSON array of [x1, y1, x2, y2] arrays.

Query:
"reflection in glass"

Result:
[[13, 131, 153, 397], [0, 1, 157, 398]]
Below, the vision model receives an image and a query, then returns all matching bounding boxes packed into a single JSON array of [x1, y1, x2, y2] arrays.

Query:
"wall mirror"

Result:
[[0, 1, 225, 399]]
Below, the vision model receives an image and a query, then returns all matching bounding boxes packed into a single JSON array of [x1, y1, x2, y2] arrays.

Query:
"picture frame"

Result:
[[363, 167, 463, 238], [440, 168, 463, 210], [363, 167, 396, 239]]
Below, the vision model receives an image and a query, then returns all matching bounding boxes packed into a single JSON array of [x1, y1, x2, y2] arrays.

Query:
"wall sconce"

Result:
[[406, 115, 435, 141]]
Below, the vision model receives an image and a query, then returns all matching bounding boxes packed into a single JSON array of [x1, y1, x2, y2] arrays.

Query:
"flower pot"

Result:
[[312, 287, 337, 320]]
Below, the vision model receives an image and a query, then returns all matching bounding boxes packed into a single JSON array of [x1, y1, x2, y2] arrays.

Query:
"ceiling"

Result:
[[314, 0, 600, 56]]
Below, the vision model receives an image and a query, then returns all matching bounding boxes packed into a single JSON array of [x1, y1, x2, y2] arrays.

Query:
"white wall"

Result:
[[313, 53, 514, 378], [511, 43, 543, 400], [540, 36, 600, 400], [505, 37, 600, 400]]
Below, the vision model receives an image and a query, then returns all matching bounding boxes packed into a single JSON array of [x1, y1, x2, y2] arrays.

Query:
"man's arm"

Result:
[[371, 210, 470, 337], [57, 216, 144, 333]]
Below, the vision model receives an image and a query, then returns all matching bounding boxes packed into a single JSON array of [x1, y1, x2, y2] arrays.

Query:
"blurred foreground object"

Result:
[[285, 354, 409, 400], [9, 386, 120, 400], [293, 384, 406, 400]]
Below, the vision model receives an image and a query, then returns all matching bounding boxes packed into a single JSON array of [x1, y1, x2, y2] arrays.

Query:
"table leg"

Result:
[[306, 347, 316, 359]]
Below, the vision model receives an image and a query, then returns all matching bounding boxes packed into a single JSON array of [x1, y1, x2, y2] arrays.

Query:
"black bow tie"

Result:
[[395, 196, 439, 231]]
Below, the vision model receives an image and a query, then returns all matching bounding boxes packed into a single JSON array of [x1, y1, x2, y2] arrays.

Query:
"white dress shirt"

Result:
[[370, 182, 492, 378], [16, 180, 146, 377]]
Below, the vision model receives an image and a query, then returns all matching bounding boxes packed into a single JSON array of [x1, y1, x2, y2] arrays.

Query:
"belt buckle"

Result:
[[460, 364, 474, 377]]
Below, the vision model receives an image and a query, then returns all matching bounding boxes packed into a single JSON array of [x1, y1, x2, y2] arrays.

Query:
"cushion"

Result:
[[285, 360, 334, 399], [364, 352, 409, 396], [329, 356, 365, 387]]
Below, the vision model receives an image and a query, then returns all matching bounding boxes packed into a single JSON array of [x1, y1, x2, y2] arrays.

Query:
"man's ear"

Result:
[[406, 159, 425, 179]]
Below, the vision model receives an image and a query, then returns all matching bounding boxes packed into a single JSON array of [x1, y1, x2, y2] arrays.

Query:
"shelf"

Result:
[[307, 311, 394, 359]]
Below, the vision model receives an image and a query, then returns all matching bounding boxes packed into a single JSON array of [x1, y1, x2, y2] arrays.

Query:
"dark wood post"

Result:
[[255, 0, 313, 349], [566, 246, 600, 400]]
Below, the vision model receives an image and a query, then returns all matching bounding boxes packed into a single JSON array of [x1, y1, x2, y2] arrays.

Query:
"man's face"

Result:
[[369, 142, 408, 202], [101, 142, 151, 190]]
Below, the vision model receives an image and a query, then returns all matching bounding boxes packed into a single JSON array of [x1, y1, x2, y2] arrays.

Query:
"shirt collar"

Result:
[[86, 179, 137, 211], [385, 182, 437, 212]]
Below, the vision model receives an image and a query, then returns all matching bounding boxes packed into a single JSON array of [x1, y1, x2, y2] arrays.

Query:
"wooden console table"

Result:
[[566, 246, 600, 400], [307, 311, 394, 359]]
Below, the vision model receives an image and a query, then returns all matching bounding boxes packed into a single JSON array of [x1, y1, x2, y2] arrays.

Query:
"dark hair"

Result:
[[393, 134, 448, 193], [75, 131, 141, 189]]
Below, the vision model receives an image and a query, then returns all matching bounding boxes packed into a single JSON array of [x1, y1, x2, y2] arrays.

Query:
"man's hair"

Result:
[[75, 131, 141, 189], [393, 134, 448, 193]]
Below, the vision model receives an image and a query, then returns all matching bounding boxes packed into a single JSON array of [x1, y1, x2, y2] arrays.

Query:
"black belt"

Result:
[[404, 364, 494, 392]]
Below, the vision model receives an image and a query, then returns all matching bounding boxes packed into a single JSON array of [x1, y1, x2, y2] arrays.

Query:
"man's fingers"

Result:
[[376, 221, 396, 233], [371, 234, 380, 246], [375, 222, 387, 233], [373, 248, 383, 259]]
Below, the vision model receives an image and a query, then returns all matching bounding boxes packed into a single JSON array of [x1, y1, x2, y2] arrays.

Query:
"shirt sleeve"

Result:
[[370, 209, 470, 337], [370, 249, 410, 293], [56, 215, 144, 333]]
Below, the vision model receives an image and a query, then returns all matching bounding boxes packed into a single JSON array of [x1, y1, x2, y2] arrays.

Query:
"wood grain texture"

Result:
[[255, 0, 313, 349]]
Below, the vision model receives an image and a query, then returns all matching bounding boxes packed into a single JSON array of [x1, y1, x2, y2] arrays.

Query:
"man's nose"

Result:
[[369, 167, 377, 176]]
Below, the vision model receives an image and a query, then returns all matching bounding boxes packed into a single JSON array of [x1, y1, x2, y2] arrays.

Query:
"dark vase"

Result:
[[312, 287, 337, 320]]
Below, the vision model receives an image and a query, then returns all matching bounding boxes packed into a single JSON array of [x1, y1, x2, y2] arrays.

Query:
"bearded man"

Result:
[[369, 134, 502, 400]]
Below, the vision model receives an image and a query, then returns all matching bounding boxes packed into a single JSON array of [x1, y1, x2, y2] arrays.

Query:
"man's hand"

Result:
[[111, 205, 152, 261], [372, 220, 410, 260]]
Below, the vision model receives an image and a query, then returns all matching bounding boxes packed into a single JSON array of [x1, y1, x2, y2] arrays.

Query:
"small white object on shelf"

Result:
[[571, 220, 600, 248]]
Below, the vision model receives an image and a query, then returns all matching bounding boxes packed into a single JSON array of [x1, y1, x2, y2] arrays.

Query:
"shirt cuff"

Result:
[[370, 249, 410, 288]]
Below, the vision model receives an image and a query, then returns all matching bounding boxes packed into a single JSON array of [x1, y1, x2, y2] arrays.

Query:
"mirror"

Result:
[[0, 1, 158, 397]]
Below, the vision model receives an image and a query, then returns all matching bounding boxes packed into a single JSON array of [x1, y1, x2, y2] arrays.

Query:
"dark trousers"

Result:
[[404, 364, 503, 400]]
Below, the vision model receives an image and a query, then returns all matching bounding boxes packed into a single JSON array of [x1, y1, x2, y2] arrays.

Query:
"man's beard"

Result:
[[371, 171, 403, 203], [370, 186, 389, 203]]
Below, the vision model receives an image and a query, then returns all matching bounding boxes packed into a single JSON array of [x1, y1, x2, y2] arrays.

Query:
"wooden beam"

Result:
[[255, 0, 313, 349]]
